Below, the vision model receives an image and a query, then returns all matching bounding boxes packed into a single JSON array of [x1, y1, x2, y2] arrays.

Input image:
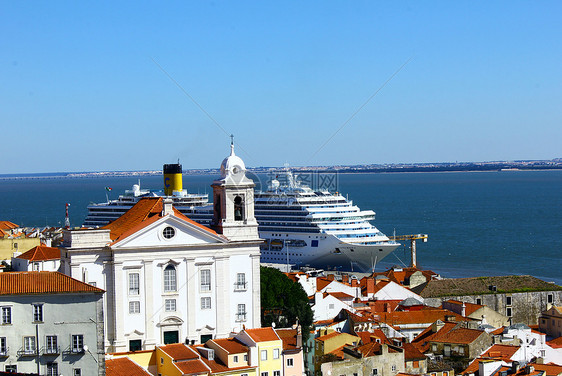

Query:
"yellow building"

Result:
[[314, 332, 361, 374], [235, 328, 284, 376], [0, 221, 41, 261]]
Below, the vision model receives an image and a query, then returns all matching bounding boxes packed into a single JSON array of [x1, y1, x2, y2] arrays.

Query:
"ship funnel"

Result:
[[163, 163, 183, 196]]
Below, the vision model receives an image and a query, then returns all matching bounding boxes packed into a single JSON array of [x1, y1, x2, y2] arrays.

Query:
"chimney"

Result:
[[512, 361, 521, 373], [525, 366, 534, 374], [162, 198, 173, 216], [351, 279, 359, 287], [296, 324, 303, 348], [327, 274, 335, 281], [461, 303, 466, 317], [366, 278, 375, 295], [342, 274, 349, 284]]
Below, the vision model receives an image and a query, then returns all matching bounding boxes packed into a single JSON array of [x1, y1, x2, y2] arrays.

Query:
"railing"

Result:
[[17, 348, 37, 356], [236, 313, 247, 322], [234, 282, 247, 291], [63, 346, 85, 355], [0, 348, 8, 357], [42, 346, 61, 355]]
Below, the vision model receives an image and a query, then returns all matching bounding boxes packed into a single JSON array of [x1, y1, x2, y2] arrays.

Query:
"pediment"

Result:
[[112, 215, 226, 249]]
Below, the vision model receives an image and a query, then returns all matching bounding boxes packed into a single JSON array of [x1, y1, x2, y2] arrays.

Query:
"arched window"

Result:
[[234, 195, 244, 221], [164, 265, 177, 292]]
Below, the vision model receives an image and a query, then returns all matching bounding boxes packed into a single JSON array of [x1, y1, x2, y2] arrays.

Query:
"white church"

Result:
[[60, 143, 262, 353]]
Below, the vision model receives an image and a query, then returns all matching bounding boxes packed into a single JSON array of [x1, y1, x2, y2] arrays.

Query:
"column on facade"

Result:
[[185, 257, 197, 342], [143, 260, 155, 348], [112, 261, 126, 351], [215, 254, 230, 337], [251, 253, 261, 328]]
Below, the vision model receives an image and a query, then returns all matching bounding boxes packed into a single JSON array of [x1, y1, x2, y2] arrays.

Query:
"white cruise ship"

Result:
[[83, 164, 399, 271]]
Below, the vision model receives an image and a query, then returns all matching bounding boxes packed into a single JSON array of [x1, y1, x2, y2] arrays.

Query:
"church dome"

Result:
[[220, 142, 246, 178]]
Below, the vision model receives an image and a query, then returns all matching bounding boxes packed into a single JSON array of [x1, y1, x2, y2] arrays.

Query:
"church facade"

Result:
[[60, 144, 262, 353]]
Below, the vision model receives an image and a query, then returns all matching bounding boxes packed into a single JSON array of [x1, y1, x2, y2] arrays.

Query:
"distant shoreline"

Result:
[[1, 159, 561, 179]]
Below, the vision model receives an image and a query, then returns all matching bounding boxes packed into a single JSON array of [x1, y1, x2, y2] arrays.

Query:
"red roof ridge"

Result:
[[16, 245, 61, 261], [0, 271, 104, 295]]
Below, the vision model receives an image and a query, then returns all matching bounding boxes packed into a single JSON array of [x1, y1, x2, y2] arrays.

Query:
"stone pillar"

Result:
[[186, 258, 197, 343], [112, 261, 126, 352]]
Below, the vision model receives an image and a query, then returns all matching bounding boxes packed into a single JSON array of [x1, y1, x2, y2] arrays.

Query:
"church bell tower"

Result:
[[211, 137, 259, 241]]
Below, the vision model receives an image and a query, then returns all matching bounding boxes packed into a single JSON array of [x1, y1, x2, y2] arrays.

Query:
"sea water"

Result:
[[0, 170, 560, 284]]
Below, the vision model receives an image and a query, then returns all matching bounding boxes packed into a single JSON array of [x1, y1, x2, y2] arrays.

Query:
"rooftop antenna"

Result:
[[64, 203, 70, 229]]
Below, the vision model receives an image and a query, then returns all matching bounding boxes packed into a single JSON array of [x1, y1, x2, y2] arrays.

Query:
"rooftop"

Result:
[[0, 271, 103, 295], [16, 245, 61, 261], [106, 357, 151, 376]]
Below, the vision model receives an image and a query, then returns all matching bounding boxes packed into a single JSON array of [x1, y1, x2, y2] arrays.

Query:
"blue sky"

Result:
[[1, 1, 561, 173]]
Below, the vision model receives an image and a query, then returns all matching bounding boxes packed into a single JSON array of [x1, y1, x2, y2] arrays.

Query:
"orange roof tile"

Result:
[[276, 328, 299, 350], [245, 327, 280, 342], [445, 300, 484, 316], [532, 362, 562, 376], [175, 359, 211, 374], [403, 343, 427, 361], [432, 327, 485, 344], [16, 245, 61, 261], [316, 331, 344, 342], [0, 271, 104, 295], [160, 343, 200, 361], [316, 277, 332, 292], [376, 309, 470, 326], [480, 344, 520, 360], [326, 291, 354, 299], [106, 357, 151, 376], [0, 221, 18, 231], [102, 197, 218, 243], [547, 336, 562, 348], [209, 338, 248, 354]]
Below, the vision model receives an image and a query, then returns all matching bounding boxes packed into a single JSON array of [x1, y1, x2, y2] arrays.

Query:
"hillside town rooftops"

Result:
[[244, 327, 280, 342], [159, 343, 200, 361], [0, 271, 103, 295], [276, 328, 301, 350], [413, 275, 562, 297], [208, 338, 248, 354]]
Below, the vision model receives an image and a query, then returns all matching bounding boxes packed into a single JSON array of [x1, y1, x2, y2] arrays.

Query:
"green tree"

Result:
[[260, 266, 313, 340]]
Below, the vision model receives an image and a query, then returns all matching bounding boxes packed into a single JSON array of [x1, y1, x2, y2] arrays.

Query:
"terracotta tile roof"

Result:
[[328, 344, 347, 359], [445, 300, 484, 316], [245, 327, 280, 342], [200, 356, 255, 374], [357, 342, 384, 357], [106, 357, 152, 376], [316, 277, 332, 292], [175, 359, 211, 374], [412, 322, 458, 352], [0, 271, 104, 295], [547, 336, 562, 348], [326, 291, 354, 299], [209, 338, 248, 354], [403, 343, 427, 361], [531, 362, 562, 376], [0, 221, 18, 231], [491, 327, 505, 336], [375, 308, 470, 326], [102, 197, 218, 243], [414, 276, 562, 297], [371, 267, 438, 285], [276, 328, 299, 350], [159, 343, 200, 361], [316, 331, 343, 342], [432, 327, 485, 344], [480, 344, 520, 360], [355, 330, 391, 345], [16, 245, 61, 261]]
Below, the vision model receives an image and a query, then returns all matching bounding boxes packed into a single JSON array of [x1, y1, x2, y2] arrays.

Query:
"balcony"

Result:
[[234, 282, 247, 291], [236, 313, 247, 322], [63, 347, 85, 355], [0, 348, 8, 357], [42, 346, 60, 355], [17, 348, 37, 357]]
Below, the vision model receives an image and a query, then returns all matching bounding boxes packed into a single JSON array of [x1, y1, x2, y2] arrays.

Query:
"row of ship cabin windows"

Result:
[[127, 268, 247, 295]]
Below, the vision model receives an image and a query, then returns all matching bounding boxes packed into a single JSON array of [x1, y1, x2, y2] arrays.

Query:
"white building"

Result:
[[11, 245, 62, 272], [0, 271, 105, 375], [60, 144, 262, 353]]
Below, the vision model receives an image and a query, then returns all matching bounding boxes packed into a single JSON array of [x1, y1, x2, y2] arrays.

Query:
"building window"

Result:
[[165, 299, 176, 312], [506, 307, 512, 317], [200, 269, 211, 292], [372, 369, 378, 375], [274, 371, 281, 376], [46, 335, 58, 354], [432, 344, 437, 352], [506, 296, 512, 306], [261, 349, 267, 360], [24, 336, 36, 354], [413, 361, 419, 368], [1, 307, 11, 324], [129, 273, 140, 295], [71, 335, 84, 353], [329, 304, 335, 309], [237, 304, 247, 321], [476, 298, 482, 305], [261, 372, 268, 376], [234, 355, 239, 363], [33, 304, 43, 322], [163, 226, 175, 239], [547, 294, 553, 304], [273, 348, 280, 359], [5, 365, 17, 373], [164, 265, 177, 292], [46, 362, 58, 376], [459, 346, 465, 355], [244, 354, 248, 362], [201, 297, 211, 310], [0, 337, 7, 356], [392, 365, 397, 372], [287, 358, 294, 367], [129, 301, 141, 314], [130, 340, 142, 351], [236, 273, 247, 290], [74, 369, 82, 376]]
